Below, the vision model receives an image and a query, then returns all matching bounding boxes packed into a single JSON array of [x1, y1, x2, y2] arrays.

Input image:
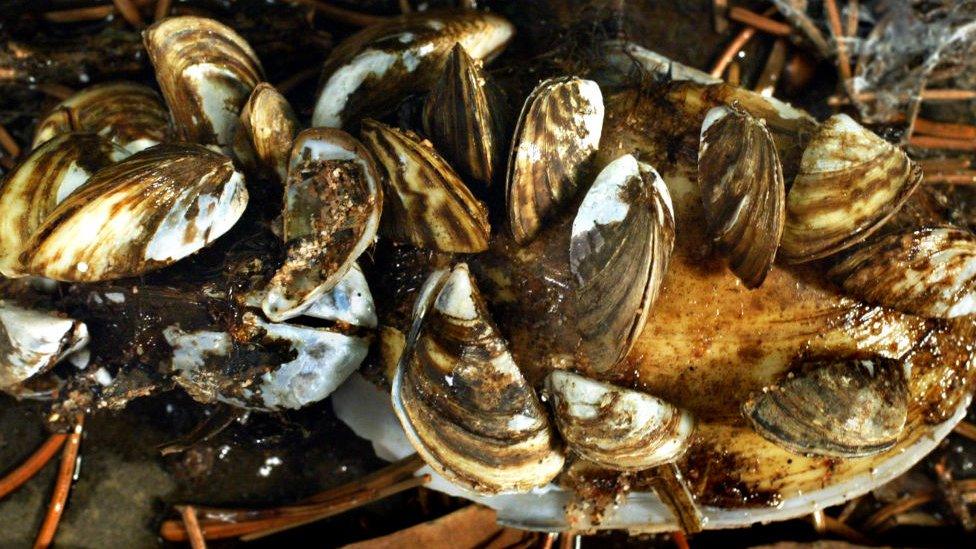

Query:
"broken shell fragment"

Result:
[[507, 77, 604, 243], [361, 119, 490, 253], [144, 16, 264, 153], [698, 106, 785, 288], [237, 82, 300, 183], [422, 43, 507, 191], [0, 133, 129, 277], [780, 114, 923, 263], [312, 11, 514, 128], [392, 264, 564, 493], [742, 357, 908, 457], [31, 82, 172, 153], [570, 154, 674, 372], [0, 300, 89, 392], [22, 144, 248, 282], [262, 128, 382, 322], [545, 370, 694, 471], [829, 227, 976, 319], [247, 263, 377, 328]]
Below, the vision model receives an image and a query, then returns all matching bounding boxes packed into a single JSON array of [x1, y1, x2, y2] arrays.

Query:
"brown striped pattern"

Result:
[[361, 119, 490, 253], [0, 133, 128, 277], [144, 16, 264, 150], [238, 82, 299, 183], [506, 77, 603, 243], [422, 43, 506, 192], [698, 107, 785, 288], [742, 357, 908, 457]]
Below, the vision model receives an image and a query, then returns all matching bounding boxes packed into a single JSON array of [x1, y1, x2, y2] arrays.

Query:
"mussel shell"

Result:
[[742, 357, 909, 457], [144, 16, 264, 152], [422, 43, 507, 192], [0, 300, 88, 392], [361, 119, 490, 253], [311, 11, 514, 129], [0, 133, 129, 277], [392, 264, 564, 493], [698, 106, 786, 288], [546, 370, 694, 471], [247, 262, 377, 328], [22, 144, 248, 282], [31, 82, 172, 153], [780, 114, 923, 263], [237, 82, 300, 183], [570, 154, 674, 372], [262, 128, 382, 322], [829, 227, 976, 318], [507, 76, 604, 243]]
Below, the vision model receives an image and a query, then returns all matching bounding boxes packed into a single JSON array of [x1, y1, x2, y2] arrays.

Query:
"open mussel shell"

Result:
[[743, 357, 909, 457], [361, 119, 490, 253], [392, 264, 564, 493], [262, 128, 382, 322], [698, 106, 785, 288], [165, 312, 369, 411], [0, 300, 88, 392], [422, 43, 507, 192], [144, 16, 264, 153], [0, 133, 129, 277], [507, 76, 604, 243], [829, 227, 976, 318], [780, 114, 923, 263], [237, 82, 300, 183], [31, 82, 172, 153], [312, 11, 514, 129], [545, 370, 694, 471], [249, 262, 377, 328], [570, 154, 674, 372], [22, 144, 248, 282]]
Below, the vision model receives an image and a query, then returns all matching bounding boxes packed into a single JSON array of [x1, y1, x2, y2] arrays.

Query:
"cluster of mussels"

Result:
[[1, 7, 975, 523]]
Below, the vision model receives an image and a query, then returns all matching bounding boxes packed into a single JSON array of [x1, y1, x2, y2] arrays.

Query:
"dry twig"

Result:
[[291, 0, 390, 27], [33, 415, 84, 549], [0, 435, 67, 500]]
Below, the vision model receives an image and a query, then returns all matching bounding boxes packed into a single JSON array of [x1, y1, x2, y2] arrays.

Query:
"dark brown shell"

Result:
[[697, 106, 786, 288]]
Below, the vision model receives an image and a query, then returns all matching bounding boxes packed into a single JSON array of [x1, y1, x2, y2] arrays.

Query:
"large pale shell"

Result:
[[829, 227, 976, 318], [392, 264, 564, 493], [361, 119, 490, 253], [0, 133, 129, 277], [31, 82, 172, 153], [742, 357, 908, 457], [144, 16, 264, 153], [780, 114, 923, 263], [237, 82, 300, 183], [263, 128, 382, 322], [0, 300, 88, 392], [22, 144, 248, 282], [698, 106, 785, 288], [311, 11, 514, 128], [570, 154, 674, 372], [422, 43, 507, 191], [507, 77, 604, 243], [546, 370, 694, 471]]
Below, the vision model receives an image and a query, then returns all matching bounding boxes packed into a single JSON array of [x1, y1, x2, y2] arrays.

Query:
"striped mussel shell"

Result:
[[22, 144, 248, 282], [0, 133, 130, 277], [780, 114, 923, 263], [361, 119, 490, 253], [236, 82, 300, 183], [262, 128, 382, 322], [829, 227, 976, 318], [545, 370, 694, 471], [570, 154, 674, 372], [0, 300, 88, 393], [697, 106, 786, 288], [742, 357, 908, 457], [31, 82, 172, 153], [392, 263, 565, 493], [144, 16, 264, 153], [312, 11, 514, 129], [507, 77, 604, 243], [422, 43, 507, 192]]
